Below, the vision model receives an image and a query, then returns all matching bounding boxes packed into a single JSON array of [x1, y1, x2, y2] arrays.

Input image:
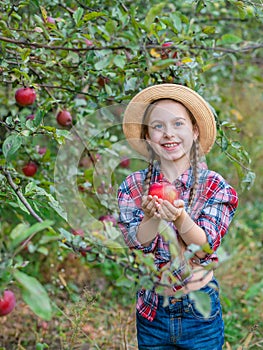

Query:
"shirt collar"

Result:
[[152, 161, 194, 190]]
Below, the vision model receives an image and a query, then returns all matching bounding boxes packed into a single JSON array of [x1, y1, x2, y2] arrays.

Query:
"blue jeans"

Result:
[[136, 279, 224, 350]]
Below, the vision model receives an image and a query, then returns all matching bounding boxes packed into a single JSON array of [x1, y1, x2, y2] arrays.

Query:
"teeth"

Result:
[[163, 143, 178, 148]]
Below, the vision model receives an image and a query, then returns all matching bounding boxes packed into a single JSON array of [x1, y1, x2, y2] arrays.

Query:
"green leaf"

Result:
[[58, 228, 72, 242], [189, 291, 211, 318], [115, 276, 134, 288], [10, 220, 54, 248], [83, 11, 106, 22], [2, 134, 22, 160], [73, 7, 84, 26], [10, 223, 30, 246], [113, 55, 126, 69], [170, 12, 182, 32], [220, 135, 228, 151], [19, 48, 31, 62], [231, 141, 242, 149], [202, 26, 216, 34], [94, 56, 112, 70], [145, 2, 166, 28], [150, 58, 176, 72], [33, 109, 45, 127], [241, 171, 256, 190], [104, 239, 124, 251], [218, 34, 243, 45], [195, 0, 205, 13], [11, 68, 30, 81], [13, 270, 52, 320], [37, 246, 49, 255], [36, 343, 49, 350]]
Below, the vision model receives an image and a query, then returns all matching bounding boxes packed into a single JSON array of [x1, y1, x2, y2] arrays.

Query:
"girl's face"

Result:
[[145, 99, 199, 163]]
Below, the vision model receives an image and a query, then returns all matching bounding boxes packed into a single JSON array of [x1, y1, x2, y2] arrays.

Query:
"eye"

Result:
[[152, 123, 163, 130], [174, 120, 183, 127]]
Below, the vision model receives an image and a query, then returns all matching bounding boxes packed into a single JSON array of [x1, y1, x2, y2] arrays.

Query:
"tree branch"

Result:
[[1, 167, 43, 223], [0, 35, 262, 54]]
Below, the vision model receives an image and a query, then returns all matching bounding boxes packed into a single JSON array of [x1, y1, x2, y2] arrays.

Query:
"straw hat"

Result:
[[123, 84, 216, 157]]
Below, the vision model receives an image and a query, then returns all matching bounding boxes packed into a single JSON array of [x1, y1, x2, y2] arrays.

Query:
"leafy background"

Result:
[[0, 0, 262, 349]]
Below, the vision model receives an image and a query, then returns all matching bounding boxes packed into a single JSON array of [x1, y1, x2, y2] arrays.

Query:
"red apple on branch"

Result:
[[22, 161, 38, 177], [99, 215, 117, 227], [56, 110, 72, 126], [120, 156, 130, 168], [26, 114, 35, 120], [71, 228, 85, 237], [148, 182, 179, 204], [47, 16, 55, 24], [84, 39, 93, 46], [162, 42, 173, 48], [15, 87, 36, 106], [0, 290, 16, 316], [37, 146, 47, 155]]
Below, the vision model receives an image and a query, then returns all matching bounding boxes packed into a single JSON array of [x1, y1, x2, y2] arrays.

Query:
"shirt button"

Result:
[[170, 298, 182, 304]]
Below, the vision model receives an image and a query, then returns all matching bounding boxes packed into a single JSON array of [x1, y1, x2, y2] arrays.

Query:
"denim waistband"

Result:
[[158, 293, 189, 306], [157, 277, 219, 305]]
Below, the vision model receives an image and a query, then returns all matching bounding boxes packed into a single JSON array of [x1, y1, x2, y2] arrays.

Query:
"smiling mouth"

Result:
[[161, 142, 180, 149]]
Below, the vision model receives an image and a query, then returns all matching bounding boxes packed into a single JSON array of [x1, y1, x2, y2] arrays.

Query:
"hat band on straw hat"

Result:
[[123, 84, 216, 157]]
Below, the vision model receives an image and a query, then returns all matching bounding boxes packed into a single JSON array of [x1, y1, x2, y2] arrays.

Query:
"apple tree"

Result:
[[0, 0, 262, 320]]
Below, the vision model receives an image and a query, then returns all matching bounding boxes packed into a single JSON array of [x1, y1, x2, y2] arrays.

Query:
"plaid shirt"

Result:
[[117, 162, 238, 321]]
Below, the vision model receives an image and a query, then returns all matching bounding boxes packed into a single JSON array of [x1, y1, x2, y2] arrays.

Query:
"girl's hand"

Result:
[[155, 199, 185, 222], [141, 195, 160, 219]]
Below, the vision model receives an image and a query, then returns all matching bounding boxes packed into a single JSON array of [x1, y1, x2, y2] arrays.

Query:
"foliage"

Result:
[[0, 0, 263, 348]]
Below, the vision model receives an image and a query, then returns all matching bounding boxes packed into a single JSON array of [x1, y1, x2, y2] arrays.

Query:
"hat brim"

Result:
[[123, 84, 216, 157]]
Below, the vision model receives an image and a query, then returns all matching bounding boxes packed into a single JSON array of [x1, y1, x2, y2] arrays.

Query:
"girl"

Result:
[[117, 84, 238, 349]]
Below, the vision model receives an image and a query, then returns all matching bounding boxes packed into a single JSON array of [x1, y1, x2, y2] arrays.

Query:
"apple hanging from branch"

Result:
[[0, 290, 16, 316], [99, 215, 117, 227], [56, 110, 72, 126], [15, 87, 36, 106], [22, 161, 38, 177], [119, 156, 130, 168]]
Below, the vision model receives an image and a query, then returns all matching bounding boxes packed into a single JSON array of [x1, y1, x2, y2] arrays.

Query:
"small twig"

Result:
[[215, 140, 252, 172], [1, 167, 43, 223], [36, 83, 99, 98], [0, 120, 15, 131], [74, 0, 100, 11], [58, 3, 75, 15]]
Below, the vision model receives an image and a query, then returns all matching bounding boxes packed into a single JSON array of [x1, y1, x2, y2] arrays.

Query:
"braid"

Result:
[[143, 150, 154, 196], [188, 140, 200, 213]]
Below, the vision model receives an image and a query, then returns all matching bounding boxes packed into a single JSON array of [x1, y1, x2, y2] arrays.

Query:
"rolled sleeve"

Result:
[[196, 180, 238, 252], [117, 172, 158, 253]]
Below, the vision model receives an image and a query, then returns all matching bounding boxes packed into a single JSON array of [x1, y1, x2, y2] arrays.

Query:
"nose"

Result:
[[163, 128, 174, 138]]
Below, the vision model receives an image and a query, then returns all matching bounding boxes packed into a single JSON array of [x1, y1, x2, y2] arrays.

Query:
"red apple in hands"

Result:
[[0, 290, 16, 316], [56, 110, 72, 126], [22, 161, 38, 177], [15, 87, 36, 106], [148, 182, 179, 204]]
